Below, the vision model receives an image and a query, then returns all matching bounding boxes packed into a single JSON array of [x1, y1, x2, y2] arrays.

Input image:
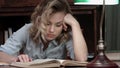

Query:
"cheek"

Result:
[[46, 26, 50, 32], [56, 26, 63, 34]]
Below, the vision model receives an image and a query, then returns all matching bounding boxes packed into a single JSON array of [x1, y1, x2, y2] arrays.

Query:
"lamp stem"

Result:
[[100, 0, 105, 40]]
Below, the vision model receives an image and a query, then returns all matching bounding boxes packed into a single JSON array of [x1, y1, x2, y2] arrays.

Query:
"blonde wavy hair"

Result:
[[30, 0, 72, 44]]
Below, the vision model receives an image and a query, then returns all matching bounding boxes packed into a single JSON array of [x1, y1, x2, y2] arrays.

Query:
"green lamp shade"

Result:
[[74, 0, 89, 2], [74, 0, 119, 5]]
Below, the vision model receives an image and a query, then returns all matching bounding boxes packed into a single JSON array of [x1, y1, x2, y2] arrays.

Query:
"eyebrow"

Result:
[[48, 20, 63, 24], [56, 21, 63, 24]]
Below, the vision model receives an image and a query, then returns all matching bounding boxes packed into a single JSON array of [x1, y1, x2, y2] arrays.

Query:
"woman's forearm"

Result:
[[71, 22, 88, 62], [0, 51, 16, 63], [64, 14, 88, 62]]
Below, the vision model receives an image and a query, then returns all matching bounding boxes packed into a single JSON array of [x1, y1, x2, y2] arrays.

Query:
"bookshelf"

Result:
[[0, 0, 100, 53]]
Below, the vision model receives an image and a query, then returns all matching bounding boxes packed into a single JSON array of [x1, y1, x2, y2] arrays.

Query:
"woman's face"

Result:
[[44, 12, 65, 41]]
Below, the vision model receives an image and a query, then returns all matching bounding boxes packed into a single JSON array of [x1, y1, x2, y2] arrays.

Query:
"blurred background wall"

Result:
[[105, 3, 120, 52]]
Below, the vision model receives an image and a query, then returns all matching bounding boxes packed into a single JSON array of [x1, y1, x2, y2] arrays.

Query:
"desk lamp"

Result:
[[74, 0, 119, 68]]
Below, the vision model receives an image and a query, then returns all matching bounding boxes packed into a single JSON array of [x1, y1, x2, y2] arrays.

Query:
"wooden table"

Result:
[[0, 61, 119, 68], [0, 66, 86, 68]]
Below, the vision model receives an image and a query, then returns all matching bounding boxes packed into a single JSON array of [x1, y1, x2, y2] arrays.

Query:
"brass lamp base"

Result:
[[87, 54, 119, 68], [87, 40, 119, 68]]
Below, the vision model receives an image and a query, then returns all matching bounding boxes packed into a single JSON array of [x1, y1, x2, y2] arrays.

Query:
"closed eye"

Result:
[[56, 21, 63, 27]]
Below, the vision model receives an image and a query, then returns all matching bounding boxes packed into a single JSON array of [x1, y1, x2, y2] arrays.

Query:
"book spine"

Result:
[[4, 30, 8, 41], [8, 27, 12, 37]]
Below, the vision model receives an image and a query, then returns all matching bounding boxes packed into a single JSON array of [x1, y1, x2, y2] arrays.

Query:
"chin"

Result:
[[46, 38, 55, 41]]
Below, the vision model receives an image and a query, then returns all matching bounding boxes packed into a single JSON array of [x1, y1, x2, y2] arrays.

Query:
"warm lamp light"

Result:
[[74, 0, 119, 68]]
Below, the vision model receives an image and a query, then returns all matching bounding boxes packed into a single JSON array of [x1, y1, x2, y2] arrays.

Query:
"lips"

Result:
[[47, 34, 55, 38]]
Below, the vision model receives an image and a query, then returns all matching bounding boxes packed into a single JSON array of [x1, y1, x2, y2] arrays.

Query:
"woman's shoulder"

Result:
[[10, 23, 33, 42], [23, 23, 33, 29], [12, 23, 33, 37], [16, 23, 33, 32]]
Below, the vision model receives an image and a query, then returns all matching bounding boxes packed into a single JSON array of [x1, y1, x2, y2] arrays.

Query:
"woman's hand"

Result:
[[63, 13, 79, 31], [15, 54, 32, 62], [64, 14, 78, 26]]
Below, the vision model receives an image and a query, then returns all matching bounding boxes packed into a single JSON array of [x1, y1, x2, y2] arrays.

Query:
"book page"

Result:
[[59, 60, 88, 67], [10, 59, 88, 67], [10, 59, 60, 67], [30, 59, 60, 65]]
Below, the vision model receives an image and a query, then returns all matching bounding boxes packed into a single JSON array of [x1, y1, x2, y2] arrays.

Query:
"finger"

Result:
[[63, 23, 67, 31], [18, 55, 24, 62], [63, 22, 67, 28], [14, 57, 19, 62], [23, 55, 30, 62], [29, 58, 32, 62], [26, 55, 32, 62]]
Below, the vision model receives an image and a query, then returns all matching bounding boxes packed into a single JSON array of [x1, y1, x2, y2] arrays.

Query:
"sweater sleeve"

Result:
[[0, 23, 32, 56], [66, 39, 75, 60]]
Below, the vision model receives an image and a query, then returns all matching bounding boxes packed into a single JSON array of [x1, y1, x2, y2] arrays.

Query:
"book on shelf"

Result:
[[4, 27, 13, 42], [8, 27, 13, 37], [4, 30, 8, 41], [10, 59, 88, 68]]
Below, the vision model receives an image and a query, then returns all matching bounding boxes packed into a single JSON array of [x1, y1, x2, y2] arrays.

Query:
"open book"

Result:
[[10, 59, 88, 68]]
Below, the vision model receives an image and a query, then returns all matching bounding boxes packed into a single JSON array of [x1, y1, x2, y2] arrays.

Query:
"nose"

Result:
[[49, 25, 55, 33]]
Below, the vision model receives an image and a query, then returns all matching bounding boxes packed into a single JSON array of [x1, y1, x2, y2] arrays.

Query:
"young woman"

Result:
[[0, 0, 88, 63]]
